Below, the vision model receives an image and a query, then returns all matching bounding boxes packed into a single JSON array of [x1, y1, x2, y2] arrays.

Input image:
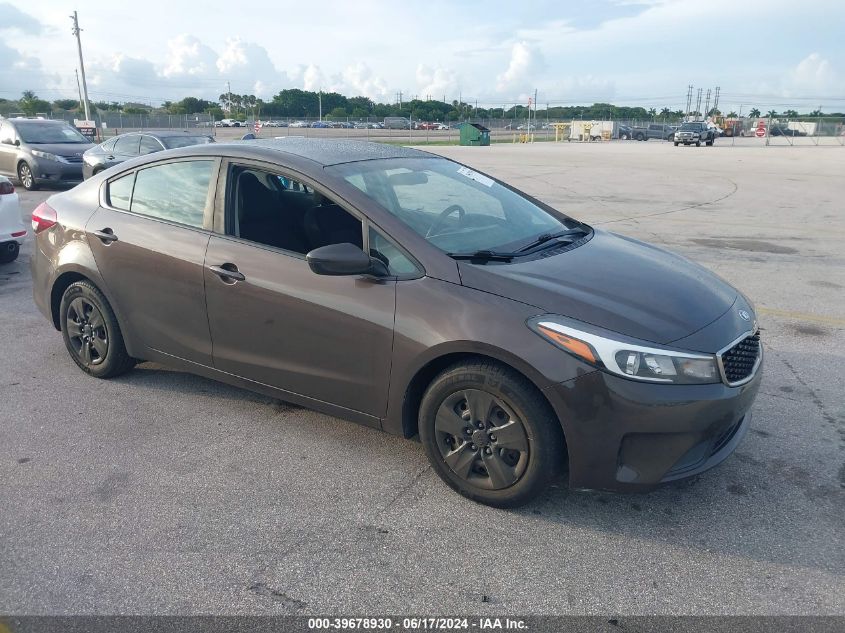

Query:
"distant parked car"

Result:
[[418, 122, 437, 130], [310, 121, 331, 128], [384, 117, 410, 130], [289, 121, 309, 128], [673, 122, 717, 146], [616, 124, 633, 140], [82, 131, 214, 179], [0, 174, 25, 263], [631, 123, 677, 141], [0, 117, 94, 190], [436, 123, 450, 130]]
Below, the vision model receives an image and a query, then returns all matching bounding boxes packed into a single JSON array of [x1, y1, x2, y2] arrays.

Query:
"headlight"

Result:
[[32, 150, 67, 163], [527, 315, 720, 384]]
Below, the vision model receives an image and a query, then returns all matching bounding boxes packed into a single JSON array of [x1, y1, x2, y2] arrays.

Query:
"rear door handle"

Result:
[[208, 264, 245, 283], [93, 228, 118, 243]]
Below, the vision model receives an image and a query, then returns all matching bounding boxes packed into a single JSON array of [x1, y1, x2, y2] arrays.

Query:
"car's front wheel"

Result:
[[419, 361, 564, 508], [0, 241, 19, 264], [17, 162, 37, 191], [60, 281, 135, 378]]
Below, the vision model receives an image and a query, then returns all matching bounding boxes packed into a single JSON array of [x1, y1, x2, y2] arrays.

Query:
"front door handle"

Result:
[[208, 263, 245, 283], [93, 228, 118, 243]]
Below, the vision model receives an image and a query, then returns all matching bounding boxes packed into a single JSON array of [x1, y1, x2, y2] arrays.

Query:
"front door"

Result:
[[203, 164, 396, 418], [87, 158, 218, 365]]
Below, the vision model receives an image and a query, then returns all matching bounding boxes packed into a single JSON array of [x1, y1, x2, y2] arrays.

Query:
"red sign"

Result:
[[755, 126, 765, 138]]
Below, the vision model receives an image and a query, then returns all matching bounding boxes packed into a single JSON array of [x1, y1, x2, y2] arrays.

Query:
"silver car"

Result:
[[0, 118, 94, 190], [82, 131, 214, 180]]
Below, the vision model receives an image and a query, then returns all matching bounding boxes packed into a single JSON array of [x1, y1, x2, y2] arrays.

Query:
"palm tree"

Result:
[[660, 107, 672, 118], [748, 108, 761, 118], [727, 111, 738, 118], [648, 108, 657, 119], [766, 109, 778, 119]]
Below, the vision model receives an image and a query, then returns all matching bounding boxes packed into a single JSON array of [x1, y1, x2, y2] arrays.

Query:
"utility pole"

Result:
[[704, 88, 711, 118], [70, 11, 91, 122], [226, 81, 232, 114], [318, 88, 322, 121], [685, 84, 694, 120], [695, 88, 703, 120], [74, 69, 84, 113]]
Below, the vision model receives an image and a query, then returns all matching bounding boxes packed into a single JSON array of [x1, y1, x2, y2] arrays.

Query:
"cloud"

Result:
[[789, 53, 838, 92], [415, 65, 459, 101], [162, 34, 217, 79], [0, 2, 41, 34], [496, 41, 544, 93]]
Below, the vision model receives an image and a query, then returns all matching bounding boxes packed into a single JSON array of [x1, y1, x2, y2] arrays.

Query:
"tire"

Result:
[[419, 361, 564, 508], [0, 241, 19, 264], [17, 162, 38, 191], [59, 280, 135, 378], [695, 141, 701, 147], [674, 142, 679, 146], [635, 133, 645, 141], [706, 139, 713, 146], [620, 134, 628, 140]]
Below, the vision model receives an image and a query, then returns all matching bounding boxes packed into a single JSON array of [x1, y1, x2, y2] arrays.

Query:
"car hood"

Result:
[[457, 229, 738, 345], [31, 143, 94, 157]]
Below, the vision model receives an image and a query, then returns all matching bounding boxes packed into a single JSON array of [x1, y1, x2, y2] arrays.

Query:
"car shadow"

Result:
[[116, 359, 843, 577]]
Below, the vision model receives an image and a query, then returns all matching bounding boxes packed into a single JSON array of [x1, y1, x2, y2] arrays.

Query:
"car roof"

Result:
[[116, 130, 210, 139], [215, 138, 435, 167]]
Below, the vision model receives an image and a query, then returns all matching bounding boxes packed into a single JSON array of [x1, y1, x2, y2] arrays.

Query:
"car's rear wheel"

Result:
[[419, 361, 564, 508], [674, 141, 679, 146], [17, 162, 37, 191], [635, 133, 645, 141], [60, 281, 135, 378], [0, 241, 19, 264]]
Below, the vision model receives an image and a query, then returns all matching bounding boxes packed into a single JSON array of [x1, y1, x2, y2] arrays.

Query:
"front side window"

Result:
[[130, 160, 213, 228], [369, 227, 418, 276], [114, 135, 140, 156], [139, 136, 163, 154], [330, 158, 577, 255], [230, 166, 362, 255]]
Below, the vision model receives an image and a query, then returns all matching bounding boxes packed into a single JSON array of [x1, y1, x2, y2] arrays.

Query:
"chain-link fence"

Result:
[[41, 112, 845, 146]]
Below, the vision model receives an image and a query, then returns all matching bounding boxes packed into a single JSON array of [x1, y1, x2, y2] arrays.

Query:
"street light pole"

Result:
[[70, 11, 91, 122]]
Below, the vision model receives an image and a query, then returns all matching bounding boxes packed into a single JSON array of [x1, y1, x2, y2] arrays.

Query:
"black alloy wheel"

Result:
[[65, 296, 109, 367], [60, 280, 136, 378], [419, 362, 564, 507], [433, 388, 529, 490]]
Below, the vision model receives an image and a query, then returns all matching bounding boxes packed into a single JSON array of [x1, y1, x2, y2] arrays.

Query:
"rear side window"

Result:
[[108, 173, 134, 211], [129, 160, 213, 228]]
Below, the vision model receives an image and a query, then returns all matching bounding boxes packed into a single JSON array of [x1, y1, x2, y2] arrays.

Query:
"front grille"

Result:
[[720, 331, 760, 385]]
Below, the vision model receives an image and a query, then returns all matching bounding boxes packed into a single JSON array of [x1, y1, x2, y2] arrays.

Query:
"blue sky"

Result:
[[2, 0, 843, 112]]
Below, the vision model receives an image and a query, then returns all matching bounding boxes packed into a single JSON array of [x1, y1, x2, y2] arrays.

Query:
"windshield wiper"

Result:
[[447, 250, 515, 262], [516, 227, 588, 253]]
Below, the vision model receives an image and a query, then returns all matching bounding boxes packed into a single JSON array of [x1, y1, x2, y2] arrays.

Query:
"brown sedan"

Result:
[[30, 139, 762, 507]]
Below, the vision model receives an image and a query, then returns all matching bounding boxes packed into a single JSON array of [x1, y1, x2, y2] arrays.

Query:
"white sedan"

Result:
[[0, 175, 26, 263]]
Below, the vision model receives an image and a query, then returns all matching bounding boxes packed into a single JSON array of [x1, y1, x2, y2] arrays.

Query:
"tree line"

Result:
[[1, 90, 839, 122]]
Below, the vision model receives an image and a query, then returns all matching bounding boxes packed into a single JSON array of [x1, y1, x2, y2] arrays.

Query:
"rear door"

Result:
[[203, 161, 397, 419], [87, 157, 219, 365], [0, 121, 17, 175]]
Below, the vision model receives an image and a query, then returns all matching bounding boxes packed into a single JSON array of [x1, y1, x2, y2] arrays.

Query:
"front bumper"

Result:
[[543, 360, 762, 492], [31, 158, 84, 185]]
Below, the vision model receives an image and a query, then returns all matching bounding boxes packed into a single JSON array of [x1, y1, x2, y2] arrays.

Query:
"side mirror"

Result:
[[306, 242, 388, 277], [1, 138, 15, 146]]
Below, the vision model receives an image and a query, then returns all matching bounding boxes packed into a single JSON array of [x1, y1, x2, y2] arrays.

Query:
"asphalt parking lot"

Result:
[[1, 141, 843, 616]]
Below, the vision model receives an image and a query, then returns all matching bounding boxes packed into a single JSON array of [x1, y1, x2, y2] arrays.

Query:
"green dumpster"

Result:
[[459, 122, 490, 146]]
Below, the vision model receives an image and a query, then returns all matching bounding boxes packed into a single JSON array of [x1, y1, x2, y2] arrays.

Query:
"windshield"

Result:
[[15, 122, 89, 144], [162, 135, 215, 149], [680, 123, 702, 131], [329, 158, 580, 255]]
